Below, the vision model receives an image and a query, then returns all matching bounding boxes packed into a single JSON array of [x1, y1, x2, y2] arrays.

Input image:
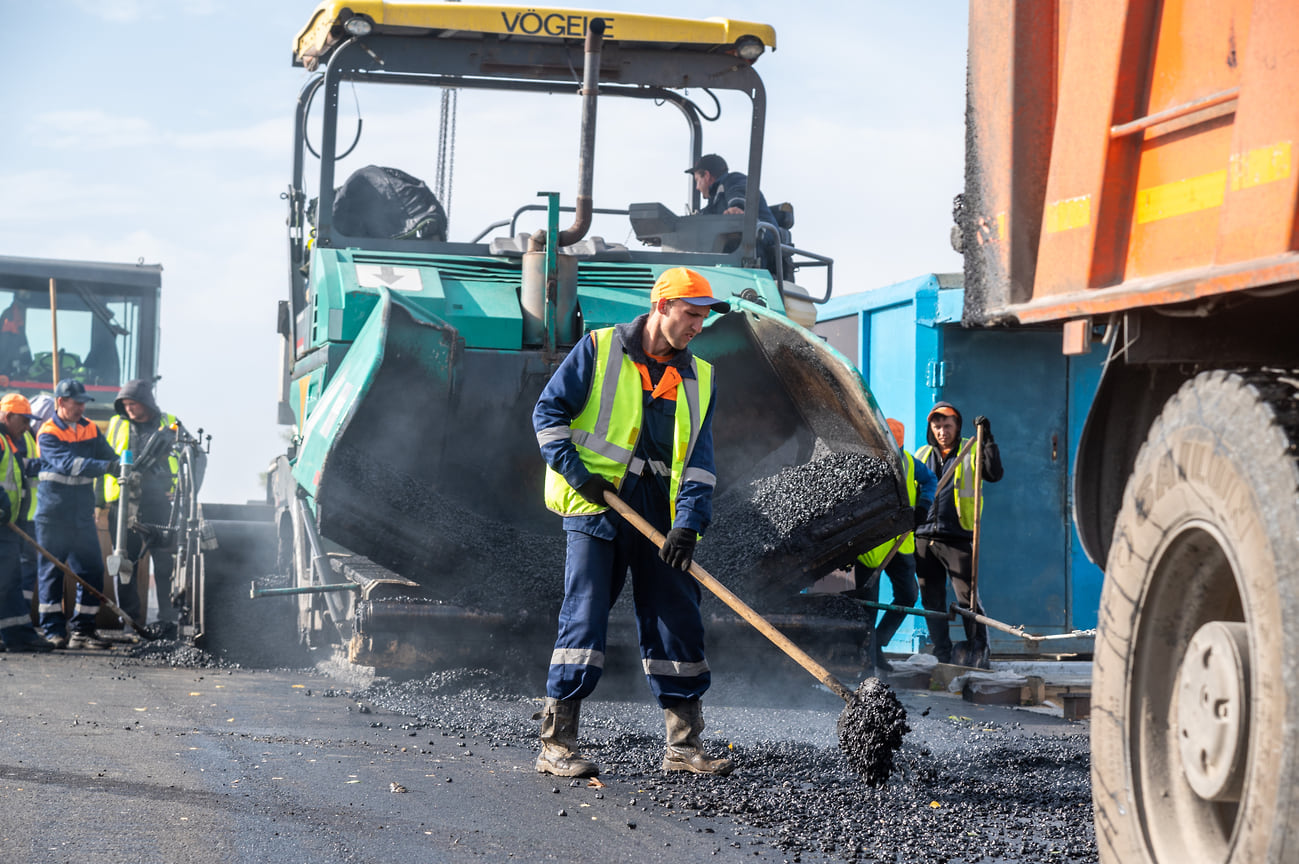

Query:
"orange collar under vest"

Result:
[[39, 417, 101, 444]]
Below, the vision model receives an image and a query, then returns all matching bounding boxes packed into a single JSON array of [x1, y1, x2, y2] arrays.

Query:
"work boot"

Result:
[[662, 700, 734, 776], [534, 698, 599, 777], [68, 631, 112, 651]]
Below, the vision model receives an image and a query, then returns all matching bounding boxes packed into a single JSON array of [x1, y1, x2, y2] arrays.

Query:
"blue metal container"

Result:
[[817, 274, 1104, 656]]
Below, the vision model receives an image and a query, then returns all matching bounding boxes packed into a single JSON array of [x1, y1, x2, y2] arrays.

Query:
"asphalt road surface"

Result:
[[0, 641, 1095, 864]]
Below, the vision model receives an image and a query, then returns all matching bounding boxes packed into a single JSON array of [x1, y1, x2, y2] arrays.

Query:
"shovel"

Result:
[[9, 522, 156, 641], [601, 489, 909, 784]]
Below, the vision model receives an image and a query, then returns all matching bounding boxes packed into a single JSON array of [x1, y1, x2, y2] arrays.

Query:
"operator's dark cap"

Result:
[[54, 379, 94, 403], [685, 153, 728, 177]]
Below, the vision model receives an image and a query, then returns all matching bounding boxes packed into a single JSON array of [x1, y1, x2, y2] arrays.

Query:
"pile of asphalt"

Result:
[[696, 449, 891, 606], [354, 667, 1097, 863], [115, 636, 238, 670]]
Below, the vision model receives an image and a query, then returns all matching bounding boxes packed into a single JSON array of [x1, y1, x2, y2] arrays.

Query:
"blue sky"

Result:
[[1, 1, 968, 503]]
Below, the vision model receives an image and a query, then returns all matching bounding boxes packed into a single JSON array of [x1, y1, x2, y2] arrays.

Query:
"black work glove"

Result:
[[106, 460, 121, 478], [973, 415, 993, 441], [659, 527, 697, 571], [575, 475, 616, 506], [913, 505, 930, 530]]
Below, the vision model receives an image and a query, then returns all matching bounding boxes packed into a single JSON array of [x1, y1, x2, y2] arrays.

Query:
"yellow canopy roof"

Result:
[[296, 2, 776, 67]]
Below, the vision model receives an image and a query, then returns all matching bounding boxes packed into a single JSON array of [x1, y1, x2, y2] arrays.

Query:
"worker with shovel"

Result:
[[34, 379, 120, 650], [532, 267, 733, 778], [914, 403, 1003, 668], [0, 394, 56, 651]]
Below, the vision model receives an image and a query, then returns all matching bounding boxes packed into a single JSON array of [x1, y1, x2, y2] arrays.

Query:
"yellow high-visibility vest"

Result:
[[540, 327, 713, 524], [916, 437, 982, 531], [0, 434, 21, 525], [858, 449, 917, 568], [102, 413, 179, 503]]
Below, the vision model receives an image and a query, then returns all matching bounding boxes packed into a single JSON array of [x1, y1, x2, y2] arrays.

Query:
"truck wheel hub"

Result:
[[1175, 620, 1250, 802]]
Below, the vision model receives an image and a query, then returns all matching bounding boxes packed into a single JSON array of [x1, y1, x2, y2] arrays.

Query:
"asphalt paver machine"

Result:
[[179, 2, 911, 674]]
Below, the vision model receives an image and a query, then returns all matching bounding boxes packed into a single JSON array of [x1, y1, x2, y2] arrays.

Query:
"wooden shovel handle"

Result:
[[602, 490, 856, 704], [8, 522, 148, 638]]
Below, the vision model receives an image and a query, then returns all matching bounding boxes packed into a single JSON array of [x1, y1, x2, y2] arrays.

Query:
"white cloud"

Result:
[[72, 0, 217, 22], [28, 109, 156, 150], [172, 117, 290, 158]]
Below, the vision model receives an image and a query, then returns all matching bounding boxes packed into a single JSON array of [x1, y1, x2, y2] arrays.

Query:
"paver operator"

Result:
[[35, 379, 120, 650], [915, 402, 1003, 668], [532, 266, 734, 778], [101, 378, 182, 632], [0, 393, 55, 651]]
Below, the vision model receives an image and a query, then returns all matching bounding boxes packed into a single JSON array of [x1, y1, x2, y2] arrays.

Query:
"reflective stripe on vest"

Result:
[[0, 435, 21, 524], [858, 449, 917, 568], [541, 327, 713, 523], [102, 413, 179, 503], [916, 438, 980, 531]]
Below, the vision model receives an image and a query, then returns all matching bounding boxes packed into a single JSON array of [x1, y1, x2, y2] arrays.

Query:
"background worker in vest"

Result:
[[1, 393, 43, 622], [101, 378, 182, 635], [35, 379, 120, 650], [0, 393, 55, 651], [914, 402, 1003, 669], [532, 267, 732, 778], [851, 418, 936, 672]]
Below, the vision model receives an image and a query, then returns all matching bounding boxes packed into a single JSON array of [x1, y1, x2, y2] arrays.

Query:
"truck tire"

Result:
[[1093, 369, 1299, 864]]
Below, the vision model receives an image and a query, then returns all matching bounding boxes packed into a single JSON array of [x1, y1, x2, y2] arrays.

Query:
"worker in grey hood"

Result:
[[913, 401, 1003, 667], [102, 379, 194, 636]]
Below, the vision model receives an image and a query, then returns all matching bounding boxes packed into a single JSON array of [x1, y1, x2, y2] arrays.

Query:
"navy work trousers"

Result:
[[108, 502, 177, 625], [17, 517, 37, 606], [546, 522, 710, 708], [915, 537, 988, 661], [853, 551, 919, 657], [35, 514, 105, 637], [0, 526, 36, 645]]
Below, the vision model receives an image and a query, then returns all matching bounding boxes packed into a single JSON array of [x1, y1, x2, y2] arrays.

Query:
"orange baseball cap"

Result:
[[930, 406, 958, 417], [650, 267, 730, 313], [0, 392, 37, 419]]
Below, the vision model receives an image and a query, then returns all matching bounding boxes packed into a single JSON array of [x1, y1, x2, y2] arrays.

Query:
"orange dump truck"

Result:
[[962, 2, 1298, 862]]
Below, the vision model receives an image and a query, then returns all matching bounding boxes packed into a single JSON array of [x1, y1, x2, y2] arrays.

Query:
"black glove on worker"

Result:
[[575, 475, 617, 506], [973, 415, 993, 441], [659, 527, 697, 571], [106, 460, 122, 478]]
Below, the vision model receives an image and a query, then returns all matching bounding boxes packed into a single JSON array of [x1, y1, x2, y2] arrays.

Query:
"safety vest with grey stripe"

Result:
[[916, 438, 981, 532], [539, 327, 715, 521]]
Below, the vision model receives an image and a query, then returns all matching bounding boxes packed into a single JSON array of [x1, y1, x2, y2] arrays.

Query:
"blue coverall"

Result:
[[35, 415, 117, 638], [533, 315, 718, 708]]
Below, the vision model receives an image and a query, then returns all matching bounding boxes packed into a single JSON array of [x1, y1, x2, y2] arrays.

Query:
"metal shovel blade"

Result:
[[106, 551, 134, 584]]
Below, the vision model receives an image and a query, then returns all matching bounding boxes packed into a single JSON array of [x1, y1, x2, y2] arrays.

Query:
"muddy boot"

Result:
[[534, 697, 599, 777], [662, 700, 734, 776]]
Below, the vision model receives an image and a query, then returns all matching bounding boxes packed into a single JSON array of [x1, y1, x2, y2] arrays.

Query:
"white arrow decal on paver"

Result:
[[355, 264, 422, 292]]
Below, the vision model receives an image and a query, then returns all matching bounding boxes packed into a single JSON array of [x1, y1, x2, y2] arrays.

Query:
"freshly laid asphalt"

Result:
[[0, 641, 1095, 864]]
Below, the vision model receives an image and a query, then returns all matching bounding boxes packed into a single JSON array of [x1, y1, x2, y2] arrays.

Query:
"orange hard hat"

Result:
[[0, 392, 36, 418], [886, 418, 905, 448], [650, 267, 730, 313]]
